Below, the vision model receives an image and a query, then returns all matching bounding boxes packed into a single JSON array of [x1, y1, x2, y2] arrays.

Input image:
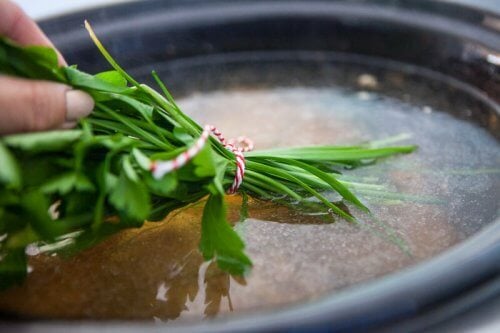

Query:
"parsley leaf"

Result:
[[200, 191, 252, 275]]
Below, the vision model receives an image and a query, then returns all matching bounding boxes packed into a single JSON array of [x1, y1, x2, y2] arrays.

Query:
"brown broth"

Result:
[[0, 67, 499, 322], [0, 195, 456, 321]]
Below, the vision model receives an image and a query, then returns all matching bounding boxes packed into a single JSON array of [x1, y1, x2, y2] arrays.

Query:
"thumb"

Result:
[[0, 0, 67, 65], [0, 76, 94, 135]]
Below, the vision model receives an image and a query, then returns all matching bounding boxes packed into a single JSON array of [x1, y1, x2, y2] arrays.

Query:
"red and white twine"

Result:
[[150, 125, 254, 194]]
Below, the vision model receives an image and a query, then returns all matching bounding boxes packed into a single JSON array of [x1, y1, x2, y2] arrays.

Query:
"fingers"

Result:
[[0, 76, 94, 134], [0, 1, 86, 135], [0, 0, 66, 65]]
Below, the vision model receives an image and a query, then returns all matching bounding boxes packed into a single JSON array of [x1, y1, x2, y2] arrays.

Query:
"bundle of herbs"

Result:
[[0, 22, 416, 290]]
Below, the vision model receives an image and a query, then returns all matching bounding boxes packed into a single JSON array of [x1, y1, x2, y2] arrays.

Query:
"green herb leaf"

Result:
[[109, 171, 150, 223], [3, 130, 82, 153], [145, 173, 178, 196], [65, 66, 128, 93], [41, 172, 95, 195], [0, 142, 21, 189], [247, 145, 417, 161], [95, 70, 128, 87], [0, 249, 27, 290], [132, 148, 151, 170], [200, 192, 252, 275], [20, 191, 67, 238]]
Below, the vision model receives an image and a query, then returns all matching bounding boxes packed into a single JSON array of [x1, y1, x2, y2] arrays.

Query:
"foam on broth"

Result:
[[0, 61, 499, 321]]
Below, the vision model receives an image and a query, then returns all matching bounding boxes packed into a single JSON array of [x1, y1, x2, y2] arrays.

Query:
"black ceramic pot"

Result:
[[2, 1, 499, 332]]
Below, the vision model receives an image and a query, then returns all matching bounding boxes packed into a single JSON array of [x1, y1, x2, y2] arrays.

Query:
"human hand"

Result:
[[0, 0, 94, 134]]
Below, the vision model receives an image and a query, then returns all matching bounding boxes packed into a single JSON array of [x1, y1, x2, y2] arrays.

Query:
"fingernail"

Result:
[[65, 90, 94, 121]]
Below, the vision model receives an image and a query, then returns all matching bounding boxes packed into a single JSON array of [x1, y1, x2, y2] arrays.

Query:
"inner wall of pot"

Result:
[[42, 1, 500, 104]]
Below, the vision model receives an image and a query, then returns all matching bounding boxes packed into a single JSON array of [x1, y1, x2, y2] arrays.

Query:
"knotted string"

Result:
[[150, 125, 253, 194]]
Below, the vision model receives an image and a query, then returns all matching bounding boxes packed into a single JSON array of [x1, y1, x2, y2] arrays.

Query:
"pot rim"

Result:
[[3, 1, 499, 332]]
